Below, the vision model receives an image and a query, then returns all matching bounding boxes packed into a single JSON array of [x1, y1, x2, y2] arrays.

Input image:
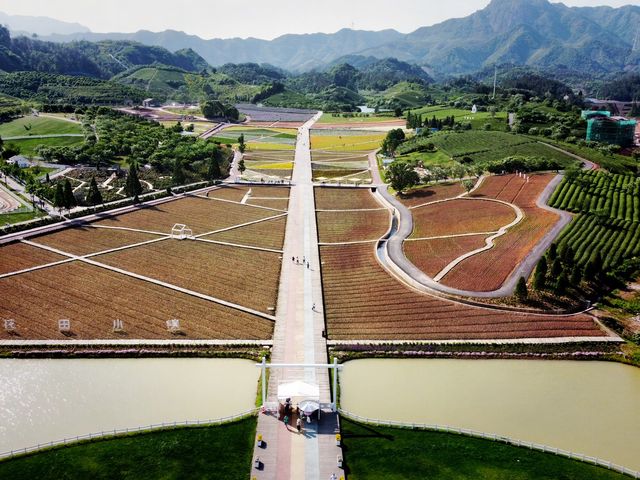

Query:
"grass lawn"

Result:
[[410, 106, 508, 130], [341, 418, 628, 480], [396, 149, 454, 168], [246, 142, 295, 151], [6, 136, 84, 157], [0, 210, 44, 225], [311, 133, 385, 152], [0, 418, 257, 480], [0, 116, 82, 137]]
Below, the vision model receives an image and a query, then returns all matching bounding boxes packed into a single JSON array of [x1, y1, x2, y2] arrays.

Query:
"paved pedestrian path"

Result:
[[252, 113, 345, 480]]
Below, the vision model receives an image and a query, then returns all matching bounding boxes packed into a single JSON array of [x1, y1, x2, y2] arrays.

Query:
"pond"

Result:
[[340, 359, 640, 470], [0, 358, 259, 454]]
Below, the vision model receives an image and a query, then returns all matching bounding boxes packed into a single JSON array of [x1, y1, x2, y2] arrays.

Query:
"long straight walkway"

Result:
[[252, 114, 344, 480]]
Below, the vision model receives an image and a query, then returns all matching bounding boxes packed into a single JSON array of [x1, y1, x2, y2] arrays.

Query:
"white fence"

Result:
[[0, 408, 258, 461], [339, 410, 640, 479]]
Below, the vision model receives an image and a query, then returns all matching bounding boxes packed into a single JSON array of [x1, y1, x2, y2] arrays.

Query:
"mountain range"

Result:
[[13, 0, 638, 76]]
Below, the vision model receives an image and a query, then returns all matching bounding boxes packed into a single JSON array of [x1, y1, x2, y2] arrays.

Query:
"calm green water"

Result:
[[0, 358, 259, 453], [340, 359, 640, 470]]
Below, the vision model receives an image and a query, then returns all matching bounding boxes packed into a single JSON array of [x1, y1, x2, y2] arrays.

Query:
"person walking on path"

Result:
[[306, 262, 310, 269], [312, 303, 316, 311], [296, 417, 302, 433], [283, 414, 289, 428]]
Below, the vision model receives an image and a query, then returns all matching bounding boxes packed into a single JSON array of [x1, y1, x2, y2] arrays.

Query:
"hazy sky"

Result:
[[0, 0, 635, 40]]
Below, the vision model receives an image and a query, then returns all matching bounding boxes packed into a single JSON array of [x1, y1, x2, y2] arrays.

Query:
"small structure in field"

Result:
[[4, 319, 16, 333], [58, 319, 71, 332], [171, 224, 193, 240], [471, 104, 478, 114], [166, 318, 182, 333], [112, 319, 124, 333], [7, 155, 30, 168]]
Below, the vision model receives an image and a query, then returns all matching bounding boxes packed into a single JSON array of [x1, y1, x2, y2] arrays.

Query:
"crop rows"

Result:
[[411, 199, 516, 238], [398, 131, 534, 157], [35, 227, 159, 256], [403, 235, 488, 277], [95, 197, 276, 235], [96, 239, 282, 313], [437, 174, 559, 291], [549, 170, 640, 222], [397, 182, 464, 208], [0, 242, 65, 275], [202, 216, 287, 250], [315, 187, 383, 210], [0, 261, 273, 340], [319, 244, 604, 340], [316, 210, 389, 243]]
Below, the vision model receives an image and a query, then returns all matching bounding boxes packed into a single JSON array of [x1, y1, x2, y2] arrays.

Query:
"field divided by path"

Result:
[[0, 188, 291, 340]]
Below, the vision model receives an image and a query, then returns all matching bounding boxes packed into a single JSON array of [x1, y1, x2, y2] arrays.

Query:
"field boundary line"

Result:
[[194, 237, 283, 254], [406, 232, 497, 241], [87, 225, 169, 236], [316, 208, 387, 212], [0, 258, 76, 279], [21, 240, 277, 322], [195, 212, 288, 238], [338, 410, 640, 479], [318, 239, 382, 246], [327, 337, 622, 345], [0, 339, 273, 346], [192, 193, 286, 213]]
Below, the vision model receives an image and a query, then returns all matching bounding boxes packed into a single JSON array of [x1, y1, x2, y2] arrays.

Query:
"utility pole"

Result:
[[492, 65, 498, 99]]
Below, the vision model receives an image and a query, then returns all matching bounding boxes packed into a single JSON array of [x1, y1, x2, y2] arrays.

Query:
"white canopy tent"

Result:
[[277, 381, 320, 401]]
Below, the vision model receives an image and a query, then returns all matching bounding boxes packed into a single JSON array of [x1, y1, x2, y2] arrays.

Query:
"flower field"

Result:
[[319, 243, 605, 340], [34, 227, 160, 256], [311, 151, 371, 182], [96, 239, 282, 313], [316, 210, 390, 243], [315, 187, 383, 210], [397, 182, 464, 208], [95, 197, 277, 235], [201, 216, 287, 250], [0, 261, 273, 340], [410, 199, 516, 238], [403, 235, 488, 278], [310, 130, 385, 152], [438, 174, 559, 291]]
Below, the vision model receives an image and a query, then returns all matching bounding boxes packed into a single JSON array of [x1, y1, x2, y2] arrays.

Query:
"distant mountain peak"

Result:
[[0, 11, 90, 36]]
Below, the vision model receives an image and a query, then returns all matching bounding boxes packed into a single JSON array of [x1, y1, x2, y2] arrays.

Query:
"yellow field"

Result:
[[245, 162, 294, 170], [246, 142, 295, 151], [310, 134, 385, 152]]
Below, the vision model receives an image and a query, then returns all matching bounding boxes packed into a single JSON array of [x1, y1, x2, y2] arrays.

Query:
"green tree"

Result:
[[462, 179, 475, 193], [86, 177, 103, 205], [238, 133, 246, 154], [207, 153, 221, 180], [547, 243, 558, 262], [125, 164, 143, 197], [551, 257, 563, 278], [53, 182, 65, 212], [560, 245, 574, 267], [387, 162, 419, 194], [515, 277, 528, 300], [570, 264, 582, 286], [63, 179, 76, 209], [584, 252, 603, 281], [381, 128, 406, 155], [172, 159, 186, 185], [533, 257, 548, 290], [555, 271, 569, 295], [238, 158, 246, 174]]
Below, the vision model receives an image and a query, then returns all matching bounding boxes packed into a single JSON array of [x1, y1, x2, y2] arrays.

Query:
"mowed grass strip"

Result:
[[0, 242, 65, 275], [319, 243, 604, 340], [0, 418, 257, 480], [94, 197, 275, 235], [404, 235, 489, 278], [397, 182, 465, 208], [441, 174, 559, 292], [410, 199, 516, 238], [0, 116, 82, 137], [96, 239, 282, 313], [315, 187, 383, 210], [34, 227, 161, 256], [341, 418, 627, 480], [202, 215, 287, 250], [0, 262, 273, 340], [317, 210, 389, 243]]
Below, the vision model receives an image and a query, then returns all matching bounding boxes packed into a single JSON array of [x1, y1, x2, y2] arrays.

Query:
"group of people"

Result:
[[281, 397, 304, 433], [292, 255, 311, 269]]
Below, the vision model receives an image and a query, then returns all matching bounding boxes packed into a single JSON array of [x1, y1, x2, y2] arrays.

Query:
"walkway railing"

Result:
[[338, 410, 640, 479], [0, 408, 258, 461]]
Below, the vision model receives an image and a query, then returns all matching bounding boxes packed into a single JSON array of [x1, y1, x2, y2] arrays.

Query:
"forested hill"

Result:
[[36, 0, 640, 75], [0, 26, 209, 79]]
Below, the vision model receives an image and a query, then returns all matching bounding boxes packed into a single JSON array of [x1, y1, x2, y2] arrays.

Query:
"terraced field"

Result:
[[310, 130, 385, 152], [0, 261, 273, 340], [319, 243, 604, 340], [397, 182, 465, 207], [311, 151, 371, 183]]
